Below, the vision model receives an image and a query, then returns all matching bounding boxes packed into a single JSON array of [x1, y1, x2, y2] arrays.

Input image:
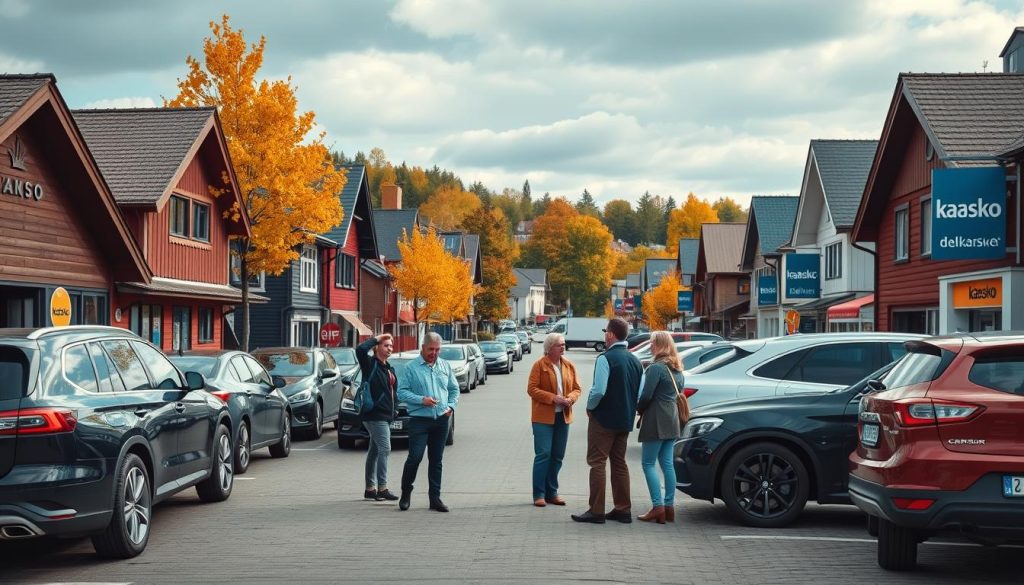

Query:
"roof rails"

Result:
[[26, 325, 137, 340]]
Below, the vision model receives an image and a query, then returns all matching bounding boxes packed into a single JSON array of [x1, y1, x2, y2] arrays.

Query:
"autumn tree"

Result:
[[602, 199, 638, 244], [556, 215, 615, 316], [391, 226, 474, 331], [713, 196, 748, 223], [642, 271, 683, 330], [532, 192, 552, 217], [461, 205, 518, 324], [168, 15, 345, 350], [612, 245, 673, 280], [492, 188, 524, 229], [576, 188, 601, 218], [419, 186, 482, 231], [518, 198, 577, 274], [667, 193, 719, 247]]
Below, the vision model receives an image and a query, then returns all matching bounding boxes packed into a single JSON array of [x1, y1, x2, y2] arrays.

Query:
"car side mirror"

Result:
[[272, 375, 287, 389], [866, 379, 886, 393], [341, 374, 353, 384], [184, 371, 205, 391], [321, 368, 339, 381]]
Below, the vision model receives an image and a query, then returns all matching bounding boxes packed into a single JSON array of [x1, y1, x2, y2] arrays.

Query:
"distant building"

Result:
[[508, 268, 547, 324]]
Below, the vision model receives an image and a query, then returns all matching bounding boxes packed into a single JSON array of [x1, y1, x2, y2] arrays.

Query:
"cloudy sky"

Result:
[[3, 0, 1023, 207]]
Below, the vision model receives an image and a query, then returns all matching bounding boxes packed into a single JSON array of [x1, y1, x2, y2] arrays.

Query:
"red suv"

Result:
[[849, 334, 1024, 571]]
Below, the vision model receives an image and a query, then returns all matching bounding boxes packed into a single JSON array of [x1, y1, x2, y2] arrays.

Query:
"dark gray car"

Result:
[[252, 347, 344, 440]]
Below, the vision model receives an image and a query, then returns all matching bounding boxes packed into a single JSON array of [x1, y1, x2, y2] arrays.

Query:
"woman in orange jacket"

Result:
[[527, 332, 582, 507]]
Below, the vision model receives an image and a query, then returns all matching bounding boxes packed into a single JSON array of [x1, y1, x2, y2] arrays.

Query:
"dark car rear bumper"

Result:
[[849, 473, 1024, 538], [0, 463, 114, 539], [673, 437, 717, 501], [337, 411, 411, 440]]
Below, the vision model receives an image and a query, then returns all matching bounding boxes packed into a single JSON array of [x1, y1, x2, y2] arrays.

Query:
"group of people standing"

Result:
[[352, 317, 687, 524]]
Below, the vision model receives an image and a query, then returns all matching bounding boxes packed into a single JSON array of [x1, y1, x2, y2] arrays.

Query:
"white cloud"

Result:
[[82, 96, 158, 109]]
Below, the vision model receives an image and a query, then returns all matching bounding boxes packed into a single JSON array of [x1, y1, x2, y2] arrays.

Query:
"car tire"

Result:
[[594, 342, 606, 352], [719, 442, 809, 528], [445, 416, 454, 446], [234, 421, 251, 474], [268, 413, 291, 458], [306, 400, 324, 440], [877, 518, 918, 571], [867, 514, 879, 537], [337, 432, 357, 449], [480, 370, 486, 385], [508, 362, 513, 374], [92, 453, 151, 559], [196, 424, 234, 503]]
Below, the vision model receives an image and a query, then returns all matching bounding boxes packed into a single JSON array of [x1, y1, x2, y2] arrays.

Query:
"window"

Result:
[[920, 198, 932, 256], [132, 341, 183, 389], [885, 351, 945, 391], [891, 308, 939, 335], [738, 280, 750, 294], [172, 306, 191, 352], [894, 206, 909, 261], [300, 245, 318, 293], [335, 253, 356, 288], [192, 202, 210, 242], [291, 320, 318, 347], [130, 304, 162, 346], [100, 340, 150, 391], [753, 349, 810, 380], [681, 274, 693, 286], [231, 356, 257, 383], [198, 307, 214, 343], [63, 344, 99, 393], [790, 343, 880, 385], [0, 347, 29, 400], [169, 195, 190, 237], [228, 240, 264, 290], [80, 294, 105, 325], [88, 342, 121, 393], [968, 353, 1024, 395], [825, 242, 842, 280], [242, 355, 273, 386]]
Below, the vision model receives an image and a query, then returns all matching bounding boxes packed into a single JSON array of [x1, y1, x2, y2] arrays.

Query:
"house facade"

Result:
[[695, 223, 749, 338], [742, 196, 800, 338], [509, 268, 547, 325], [374, 184, 421, 351]]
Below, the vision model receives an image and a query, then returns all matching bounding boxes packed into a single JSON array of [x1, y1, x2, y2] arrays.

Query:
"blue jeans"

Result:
[[363, 421, 391, 489], [532, 412, 569, 500], [402, 416, 450, 501], [641, 439, 676, 507]]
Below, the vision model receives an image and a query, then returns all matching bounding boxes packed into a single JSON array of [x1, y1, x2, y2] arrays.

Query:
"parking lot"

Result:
[[1, 346, 1022, 584]]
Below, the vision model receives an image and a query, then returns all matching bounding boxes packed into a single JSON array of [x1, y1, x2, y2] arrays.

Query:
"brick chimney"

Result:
[[381, 183, 403, 209]]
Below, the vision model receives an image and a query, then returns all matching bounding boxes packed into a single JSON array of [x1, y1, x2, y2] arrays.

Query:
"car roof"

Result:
[[0, 325, 141, 343], [170, 350, 235, 358], [252, 347, 317, 354]]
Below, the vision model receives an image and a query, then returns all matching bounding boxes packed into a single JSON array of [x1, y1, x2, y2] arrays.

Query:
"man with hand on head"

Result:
[[397, 332, 460, 512]]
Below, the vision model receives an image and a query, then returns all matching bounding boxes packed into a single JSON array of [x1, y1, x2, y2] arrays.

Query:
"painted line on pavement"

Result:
[[721, 535, 1024, 549], [235, 477, 256, 480]]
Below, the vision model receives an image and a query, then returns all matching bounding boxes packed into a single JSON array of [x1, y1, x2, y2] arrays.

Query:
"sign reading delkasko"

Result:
[[931, 167, 1007, 261]]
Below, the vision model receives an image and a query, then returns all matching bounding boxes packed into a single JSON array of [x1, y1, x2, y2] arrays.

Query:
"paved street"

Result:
[[2, 345, 1022, 584]]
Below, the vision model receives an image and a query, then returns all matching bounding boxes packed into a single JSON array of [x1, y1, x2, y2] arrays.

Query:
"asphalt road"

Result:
[[1, 344, 1021, 584]]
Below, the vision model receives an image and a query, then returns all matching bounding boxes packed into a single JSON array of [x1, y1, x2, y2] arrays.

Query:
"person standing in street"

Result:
[[397, 332, 459, 512], [572, 318, 643, 524], [635, 331, 685, 524], [527, 332, 582, 507], [356, 333, 399, 502]]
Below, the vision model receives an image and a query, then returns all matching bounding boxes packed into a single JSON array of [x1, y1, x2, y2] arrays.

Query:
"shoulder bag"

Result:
[[667, 367, 690, 425], [353, 359, 378, 416]]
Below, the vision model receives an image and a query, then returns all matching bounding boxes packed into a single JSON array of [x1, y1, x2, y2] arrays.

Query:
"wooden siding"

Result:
[[111, 291, 223, 350], [875, 123, 1017, 331], [359, 268, 387, 334], [290, 253, 322, 309], [0, 127, 114, 289], [328, 221, 360, 311], [241, 271, 291, 349]]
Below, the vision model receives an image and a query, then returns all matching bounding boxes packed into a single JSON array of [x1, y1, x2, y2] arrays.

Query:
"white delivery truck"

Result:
[[548, 317, 608, 351]]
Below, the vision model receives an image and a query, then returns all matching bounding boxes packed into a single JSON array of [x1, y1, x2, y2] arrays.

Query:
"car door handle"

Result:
[[134, 408, 150, 418], [174, 403, 186, 413]]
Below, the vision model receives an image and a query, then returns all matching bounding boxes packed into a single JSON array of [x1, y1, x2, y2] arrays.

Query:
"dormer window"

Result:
[[169, 195, 189, 237], [169, 194, 211, 243]]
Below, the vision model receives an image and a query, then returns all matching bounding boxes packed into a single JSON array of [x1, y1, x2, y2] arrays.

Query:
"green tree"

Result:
[[519, 180, 533, 220], [557, 216, 615, 316], [576, 188, 601, 218], [532, 192, 552, 217], [602, 199, 637, 244], [635, 191, 668, 245], [492, 188, 523, 229], [713, 196, 748, 223]]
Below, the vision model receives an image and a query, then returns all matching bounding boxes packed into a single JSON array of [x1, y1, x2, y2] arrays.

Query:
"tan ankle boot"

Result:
[[664, 505, 675, 523], [638, 506, 665, 524]]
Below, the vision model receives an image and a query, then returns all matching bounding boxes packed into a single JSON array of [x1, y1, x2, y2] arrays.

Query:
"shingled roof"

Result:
[[698, 223, 746, 275], [0, 74, 50, 126], [677, 238, 700, 276], [811, 140, 878, 228], [742, 196, 799, 269], [72, 108, 215, 205], [322, 164, 379, 260], [643, 258, 677, 290], [511, 268, 546, 296], [374, 209, 419, 262]]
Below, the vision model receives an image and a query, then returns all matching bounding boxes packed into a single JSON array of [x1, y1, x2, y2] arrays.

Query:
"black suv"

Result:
[[0, 326, 234, 558]]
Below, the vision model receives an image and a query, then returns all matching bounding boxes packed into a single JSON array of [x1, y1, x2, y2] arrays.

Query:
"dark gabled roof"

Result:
[[361, 258, 390, 279], [511, 268, 546, 296], [464, 234, 482, 284], [374, 209, 419, 262], [677, 238, 700, 276], [322, 164, 379, 260], [751, 196, 799, 253], [698, 223, 746, 275], [999, 27, 1024, 57], [643, 258, 676, 290], [810, 140, 878, 228], [72, 108, 215, 206], [0, 74, 50, 126], [441, 231, 465, 256]]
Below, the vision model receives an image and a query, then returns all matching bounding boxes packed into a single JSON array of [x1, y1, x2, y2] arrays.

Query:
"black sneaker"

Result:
[[364, 489, 378, 500], [377, 489, 399, 501]]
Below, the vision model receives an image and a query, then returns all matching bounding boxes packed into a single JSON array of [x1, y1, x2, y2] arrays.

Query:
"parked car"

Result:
[[337, 351, 454, 448], [681, 332, 925, 409], [479, 340, 514, 374], [515, 331, 532, 354], [849, 333, 1024, 571], [630, 331, 724, 352], [548, 317, 607, 350], [450, 340, 487, 386], [0, 326, 234, 558], [169, 351, 291, 473], [326, 346, 360, 380], [676, 363, 897, 528], [251, 347, 344, 440], [496, 333, 523, 361], [679, 344, 734, 372], [634, 340, 715, 368], [440, 344, 477, 392]]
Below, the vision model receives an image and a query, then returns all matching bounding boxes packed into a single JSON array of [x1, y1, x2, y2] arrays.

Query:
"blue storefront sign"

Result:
[[758, 275, 778, 306], [785, 253, 820, 299], [614, 298, 623, 311], [677, 291, 693, 313], [931, 167, 1007, 260]]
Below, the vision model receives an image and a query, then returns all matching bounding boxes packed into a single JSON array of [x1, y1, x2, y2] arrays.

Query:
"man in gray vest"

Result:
[[571, 317, 643, 524]]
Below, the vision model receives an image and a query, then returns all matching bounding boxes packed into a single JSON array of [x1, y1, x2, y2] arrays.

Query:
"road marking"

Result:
[[721, 535, 1024, 549], [235, 477, 256, 480], [43, 582, 133, 584]]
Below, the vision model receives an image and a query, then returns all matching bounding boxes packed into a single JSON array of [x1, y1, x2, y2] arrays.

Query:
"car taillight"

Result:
[[0, 408, 78, 435], [892, 497, 935, 510], [683, 388, 698, 398], [892, 399, 981, 427], [210, 391, 232, 403]]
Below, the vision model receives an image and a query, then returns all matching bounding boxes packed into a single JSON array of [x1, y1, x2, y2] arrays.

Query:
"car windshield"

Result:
[[254, 351, 314, 376], [440, 347, 465, 360], [328, 348, 357, 365], [497, 335, 517, 343], [516, 332, 527, 338], [480, 342, 505, 352], [168, 356, 219, 377], [687, 340, 763, 375]]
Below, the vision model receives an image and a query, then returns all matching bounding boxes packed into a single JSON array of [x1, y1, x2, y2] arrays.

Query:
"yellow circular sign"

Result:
[[50, 287, 72, 327], [785, 309, 800, 335]]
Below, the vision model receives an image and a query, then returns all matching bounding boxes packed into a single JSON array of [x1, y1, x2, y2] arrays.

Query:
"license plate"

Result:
[[390, 421, 403, 431], [860, 424, 879, 448], [1003, 476, 1024, 497]]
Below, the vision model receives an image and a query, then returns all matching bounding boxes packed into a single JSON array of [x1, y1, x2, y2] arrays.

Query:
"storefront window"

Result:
[[892, 308, 939, 335], [130, 304, 162, 346], [172, 306, 191, 352], [198, 307, 214, 343]]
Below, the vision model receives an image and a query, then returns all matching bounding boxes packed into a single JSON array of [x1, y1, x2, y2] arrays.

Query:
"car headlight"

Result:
[[681, 417, 724, 440], [453, 365, 468, 376], [341, 398, 356, 411], [288, 389, 312, 403]]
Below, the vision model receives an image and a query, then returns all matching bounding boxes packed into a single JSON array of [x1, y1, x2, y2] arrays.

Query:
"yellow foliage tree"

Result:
[[557, 215, 616, 316], [612, 245, 674, 280], [168, 15, 345, 350], [420, 186, 482, 231], [642, 271, 683, 330], [391, 227, 475, 331], [666, 193, 719, 249]]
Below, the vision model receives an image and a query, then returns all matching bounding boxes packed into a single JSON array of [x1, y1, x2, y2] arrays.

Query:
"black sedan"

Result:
[[252, 347, 344, 440], [169, 351, 291, 474], [479, 340, 513, 374], [674, 364, 895, 528]]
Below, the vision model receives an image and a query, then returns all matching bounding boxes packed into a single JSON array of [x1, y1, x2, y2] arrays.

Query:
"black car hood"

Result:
[[690, 391, 844, 419]]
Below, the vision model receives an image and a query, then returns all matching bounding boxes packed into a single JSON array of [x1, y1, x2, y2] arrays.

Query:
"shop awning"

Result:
[[334, 310, 373, 336], [118, 277, 269, 304], [828, 294, 874, 320], [686, 316, 702, 324], [399, 305, 415, 324], [712, 299, 749, 316], [797, 293, 855, 312]]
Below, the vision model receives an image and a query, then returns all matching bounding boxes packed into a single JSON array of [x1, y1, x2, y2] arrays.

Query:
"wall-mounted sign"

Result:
[[624, 298, 635, 312], [952, 277, 1002, 309], [3, 136, 43, 202], [50, 287, 72, 327], [785, 254, 820, 299], [758, 275, 778, 306], [677, 291, 694, 313], [614, 298, 624, 311], [931, 167, 1007, 260]]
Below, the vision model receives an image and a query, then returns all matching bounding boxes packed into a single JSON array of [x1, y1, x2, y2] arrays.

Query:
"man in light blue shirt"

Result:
[[398, 332, 460, 512]]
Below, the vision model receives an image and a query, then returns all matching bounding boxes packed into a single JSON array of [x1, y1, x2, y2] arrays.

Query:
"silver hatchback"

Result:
[[682, 332, 927, 409]]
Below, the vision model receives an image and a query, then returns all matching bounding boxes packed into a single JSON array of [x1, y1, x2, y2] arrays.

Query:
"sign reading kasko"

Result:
[[931, 167, 1007, 260], [784, 253, 820, 299], [758, 275, 778, 306], [677, 291, 694, 313], [319, 322, 342, 347]]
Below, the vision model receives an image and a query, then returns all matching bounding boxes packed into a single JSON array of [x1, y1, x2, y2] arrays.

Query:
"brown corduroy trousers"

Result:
[[586, 417, 631, 515]]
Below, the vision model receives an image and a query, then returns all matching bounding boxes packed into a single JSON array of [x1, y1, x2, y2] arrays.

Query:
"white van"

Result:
[[548, 317, 608, 351]]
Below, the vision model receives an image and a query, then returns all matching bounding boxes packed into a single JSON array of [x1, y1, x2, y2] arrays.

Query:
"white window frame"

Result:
[[825, 242, 842, 280], [920, 197, 932, 257], [299, 245, 318, 293], [290, 317, 320, 347], [894, 206, 909, 261]]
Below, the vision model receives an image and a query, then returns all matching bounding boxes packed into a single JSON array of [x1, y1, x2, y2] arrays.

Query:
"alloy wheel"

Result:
[[283, 417, 290, 450], [731, 452, 799, 520], [123, 466, 150, 545], [218, 433, 234, 491], [237, 424, 250, 470]]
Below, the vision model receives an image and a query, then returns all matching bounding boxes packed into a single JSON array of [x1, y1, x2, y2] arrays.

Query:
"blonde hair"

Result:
[[650, 331, 682, 372]]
